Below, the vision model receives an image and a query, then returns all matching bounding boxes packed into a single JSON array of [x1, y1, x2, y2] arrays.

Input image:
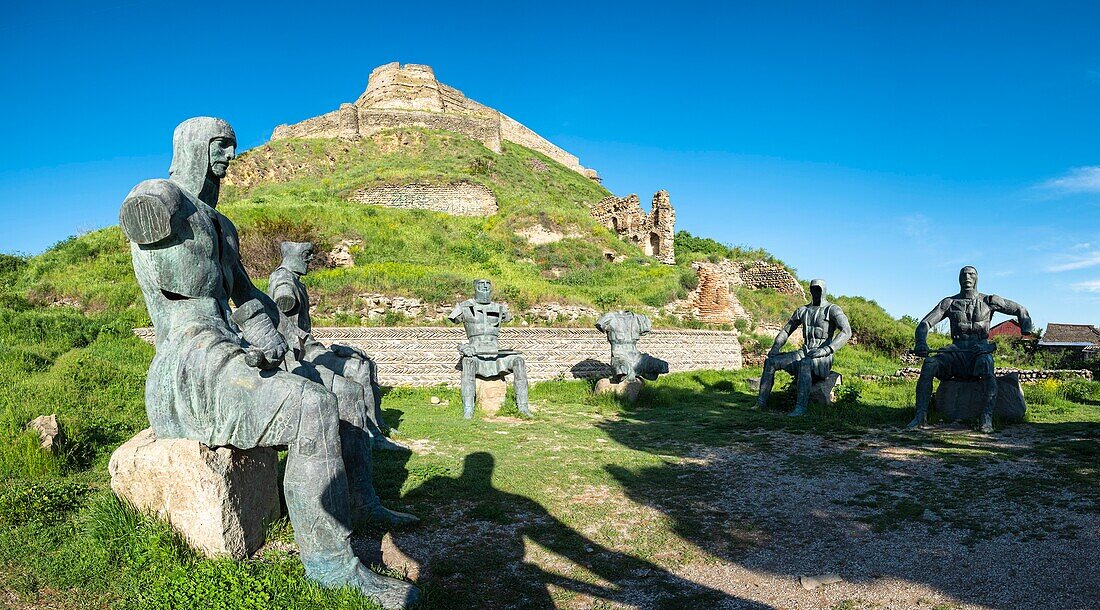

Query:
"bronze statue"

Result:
[[447, 279, 532, 419], [909, 266, 1032, 433], [268, 241, 407, 451], [754, 279, 851, 416], [119, 118, 418, 609], [595, 310, 668, 382]]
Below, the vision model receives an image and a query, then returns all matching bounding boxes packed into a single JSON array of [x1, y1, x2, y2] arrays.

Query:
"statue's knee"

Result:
[[512, 358, 527, 375], [296, 387, 340, 455]]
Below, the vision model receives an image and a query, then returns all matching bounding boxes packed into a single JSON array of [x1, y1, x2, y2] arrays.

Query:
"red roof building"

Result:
[[989, 319, 1024, 338]]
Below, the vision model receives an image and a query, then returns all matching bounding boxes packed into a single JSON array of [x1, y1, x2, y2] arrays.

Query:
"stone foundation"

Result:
[[108, 429, 281, 559], [349, 182, 497, 216]]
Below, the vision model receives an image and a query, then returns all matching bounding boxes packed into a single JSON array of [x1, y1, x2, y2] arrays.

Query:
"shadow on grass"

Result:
[[373, 451, 773, 610]]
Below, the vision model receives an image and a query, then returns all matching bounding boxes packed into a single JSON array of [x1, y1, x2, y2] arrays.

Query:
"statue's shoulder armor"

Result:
[[119, 179, 189, 245]]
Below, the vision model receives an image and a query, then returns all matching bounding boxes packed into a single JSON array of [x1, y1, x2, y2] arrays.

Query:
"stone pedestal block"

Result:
[[809, 372, 843, 406], [475, 378, 508, 415], [934, 373, 1026, 422], [594, 378, 644, 402], [108, 428, 281, 559]]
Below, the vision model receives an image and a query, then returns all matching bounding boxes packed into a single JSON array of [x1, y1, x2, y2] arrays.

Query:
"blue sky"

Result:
[[2, 1, 1099, 328]]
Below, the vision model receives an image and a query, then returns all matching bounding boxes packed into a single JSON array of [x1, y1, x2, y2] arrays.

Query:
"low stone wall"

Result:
[[133, 327, 742, 387], [874, 368, 1093, 382], [348, 182, 498, 216], [735, 261, 805, 297]]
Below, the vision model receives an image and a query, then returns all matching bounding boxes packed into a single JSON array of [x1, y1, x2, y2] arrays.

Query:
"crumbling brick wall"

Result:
[[591, 191, 676, 264]]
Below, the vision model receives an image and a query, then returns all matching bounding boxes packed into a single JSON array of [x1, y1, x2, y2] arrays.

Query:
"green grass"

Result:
[[1, 303, 1098, 607]]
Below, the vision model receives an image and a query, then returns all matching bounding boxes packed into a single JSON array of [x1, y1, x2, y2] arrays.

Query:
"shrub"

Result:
[[237, 216, 328, 278]]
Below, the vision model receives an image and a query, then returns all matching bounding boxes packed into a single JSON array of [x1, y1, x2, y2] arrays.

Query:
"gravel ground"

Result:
[[365, 426, 1098, 610]]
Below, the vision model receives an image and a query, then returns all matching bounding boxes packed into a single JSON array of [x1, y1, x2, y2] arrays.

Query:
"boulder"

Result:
[[934, 373, 1027, 422], [108, 428, 281, 559], [27, 414, 63, 453], [594, 378, 644, 402], [809, 372, 843, 406], [475, 378, 508, 415], [746, 377, 761, 392]]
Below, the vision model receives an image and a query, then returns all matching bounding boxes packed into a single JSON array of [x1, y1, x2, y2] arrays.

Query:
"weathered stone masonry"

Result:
[[134, 327, 742, 387], [591, 191, 676, 264], [348, 182, 497, 216]]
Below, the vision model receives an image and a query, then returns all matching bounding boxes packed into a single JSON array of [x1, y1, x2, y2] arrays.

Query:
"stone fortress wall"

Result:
[[591, 191, 676, 264], [270, 63, 597, 180], [348, 182, 498, 216], [133, 327, 743, 387]]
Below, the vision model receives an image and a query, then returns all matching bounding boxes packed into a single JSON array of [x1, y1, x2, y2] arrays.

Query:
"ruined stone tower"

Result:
[[591, 190, 677, 264]]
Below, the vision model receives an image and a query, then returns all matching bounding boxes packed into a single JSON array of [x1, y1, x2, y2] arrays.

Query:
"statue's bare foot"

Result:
[[355, 504, 420, 530], [517, 404, 534, 418], [463, 406, 474, 420], [751, 402, 764, 410], [373, 435, 411, 452], [979, 415, 994, 434], [350, 564, 420, 610], [787, 405, 807, 417], [905, 416, 926, 430]]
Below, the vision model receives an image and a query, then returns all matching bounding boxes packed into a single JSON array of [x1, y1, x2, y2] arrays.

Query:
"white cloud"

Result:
[[1071, 280, 1100, 292], [1048, 251, 1100, 272], [1041, 166, 1100, 194]]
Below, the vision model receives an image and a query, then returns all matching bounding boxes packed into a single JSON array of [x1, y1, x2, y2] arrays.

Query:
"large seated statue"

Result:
[[595, 310, 669, 382], [754, 279, 851, 416], [447, 279, 532, 419], [908, 266, 1033, 433], [267, 241, 406, 451], [118, 117, 418, 609]]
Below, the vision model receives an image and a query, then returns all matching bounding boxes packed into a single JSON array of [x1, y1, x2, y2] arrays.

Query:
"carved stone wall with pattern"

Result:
[[133, 327, 742, 387]]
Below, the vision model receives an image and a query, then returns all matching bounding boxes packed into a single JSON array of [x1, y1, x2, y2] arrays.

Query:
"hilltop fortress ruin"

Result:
[[270, 62, 599, 181]]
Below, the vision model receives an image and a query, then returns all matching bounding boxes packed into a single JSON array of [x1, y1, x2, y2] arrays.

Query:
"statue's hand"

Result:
[[458, 343, 477, 357], [1019, 316, 1035, 335], [231, 300, 288, 367], [913, 345, 929, 358], [807, 346, 831, 359]]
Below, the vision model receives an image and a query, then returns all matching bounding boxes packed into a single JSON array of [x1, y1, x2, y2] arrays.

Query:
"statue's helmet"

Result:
[[473, 278, 492, 304], [809, 278, 827, 305], [168, 117, 236, 199], [280, 241, 314, 275]]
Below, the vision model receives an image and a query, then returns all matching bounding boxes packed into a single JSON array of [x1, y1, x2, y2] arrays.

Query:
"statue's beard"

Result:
[[475, 291, 491, 304]]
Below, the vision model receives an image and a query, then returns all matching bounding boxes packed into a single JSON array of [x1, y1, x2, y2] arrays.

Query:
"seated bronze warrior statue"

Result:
[[448, 279, 532, 419], [267, 241, 407, 451], [908, 266, 1032, 433], [119, 117, 418, 609], [754, 279, 851, 416]]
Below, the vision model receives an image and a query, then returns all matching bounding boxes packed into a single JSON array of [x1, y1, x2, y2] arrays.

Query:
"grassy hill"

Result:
[[2, 127, 1099, 609]]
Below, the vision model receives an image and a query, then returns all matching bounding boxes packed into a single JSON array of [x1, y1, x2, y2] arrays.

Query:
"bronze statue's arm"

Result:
[[988, 295, 1034, 334], [769, 312, 801, 356], [501, 304, 513, 324], [446, 303, 464, 324], [594, 312, 613, 332], [915, 298, 950, 355], [270, 273, 298, 314]]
